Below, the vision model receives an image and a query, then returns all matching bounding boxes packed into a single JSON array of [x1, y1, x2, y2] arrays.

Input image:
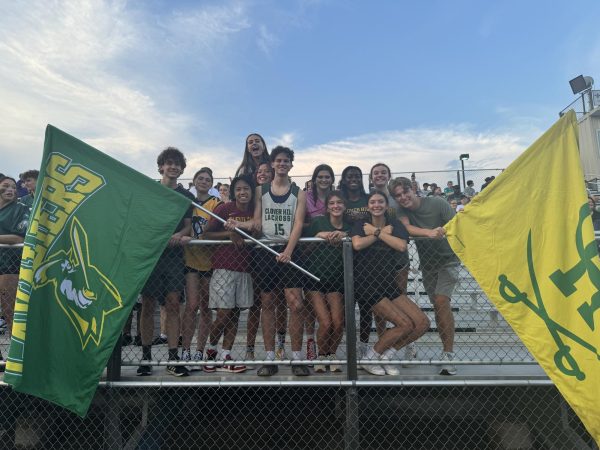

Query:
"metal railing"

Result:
[[0, 237, 596, 449]]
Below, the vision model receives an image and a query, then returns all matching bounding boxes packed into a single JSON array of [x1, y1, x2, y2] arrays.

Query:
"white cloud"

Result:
[[257, 25, 279, 56], [0, 0, 250, 178], [288, 126, 532, 188], [269, 132, 297, 149]]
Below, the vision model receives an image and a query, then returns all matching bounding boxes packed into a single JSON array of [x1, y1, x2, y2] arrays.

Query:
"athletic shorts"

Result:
[[304, 276, 344, 295], [354, 270, 401, 313], [252, 246, 304, 292], [141, 255, 186, 305], [184, 266, 213, 277], [209, 269, 253, 309], [422, 262, 460, 301]]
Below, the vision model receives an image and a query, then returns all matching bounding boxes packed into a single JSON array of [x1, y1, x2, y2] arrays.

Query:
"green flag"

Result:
[[4, 125, 191, 417]]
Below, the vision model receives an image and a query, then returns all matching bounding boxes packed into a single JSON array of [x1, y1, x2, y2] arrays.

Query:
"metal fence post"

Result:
[[342, 239, 359, 450], [343, 239, 357, 382]]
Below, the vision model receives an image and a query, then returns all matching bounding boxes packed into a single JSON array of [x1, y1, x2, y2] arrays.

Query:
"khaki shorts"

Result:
[[209, 269, 253, 309], [422, 262, 459, 300]]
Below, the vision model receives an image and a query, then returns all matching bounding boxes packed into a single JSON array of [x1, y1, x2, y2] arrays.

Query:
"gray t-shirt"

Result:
[[396, 196, 457, 270], [464, 186, 476, 197]]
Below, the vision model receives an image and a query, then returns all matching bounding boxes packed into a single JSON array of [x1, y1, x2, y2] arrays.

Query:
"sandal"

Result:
[[257, 364, 278, 377]]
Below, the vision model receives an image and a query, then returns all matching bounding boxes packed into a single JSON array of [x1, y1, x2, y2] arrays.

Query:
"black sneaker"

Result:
[[166, 364, 189, 377], [137, 365, 152, 376], [152, 335, 168, 345], [133, 335, 142, 346]]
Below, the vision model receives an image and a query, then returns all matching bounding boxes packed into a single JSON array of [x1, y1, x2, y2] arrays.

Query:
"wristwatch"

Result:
[[373, 228, 381, 239]]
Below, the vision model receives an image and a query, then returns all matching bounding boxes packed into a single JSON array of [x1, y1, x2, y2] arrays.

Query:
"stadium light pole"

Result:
[[569, 75, 594, 114], [459, 153, 469, 191]]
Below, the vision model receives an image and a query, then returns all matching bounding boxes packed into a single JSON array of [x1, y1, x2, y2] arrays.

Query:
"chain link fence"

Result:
[[0, 237, 597, 449]]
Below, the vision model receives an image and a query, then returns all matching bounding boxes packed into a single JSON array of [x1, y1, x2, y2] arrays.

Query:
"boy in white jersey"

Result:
[[252, 146, 309, 376]]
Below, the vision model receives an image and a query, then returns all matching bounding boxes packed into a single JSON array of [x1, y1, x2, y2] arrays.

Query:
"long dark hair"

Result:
[[338, 166, 366, 199], [235, 133, 270, 177], [367, 190, 391, 223], [311, 164, 335, 203]]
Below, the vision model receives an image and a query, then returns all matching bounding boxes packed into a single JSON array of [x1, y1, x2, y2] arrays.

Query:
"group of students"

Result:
[[129, 133, 461, 378], [0, 134, 461, 378]]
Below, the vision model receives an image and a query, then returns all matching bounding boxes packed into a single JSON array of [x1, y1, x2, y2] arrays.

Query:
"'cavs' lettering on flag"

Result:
[[4, 125, 191, 417], [445, 110, 600, 445]]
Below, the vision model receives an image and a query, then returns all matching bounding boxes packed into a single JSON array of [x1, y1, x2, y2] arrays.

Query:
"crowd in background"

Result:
[[6, 134, 595, 380]]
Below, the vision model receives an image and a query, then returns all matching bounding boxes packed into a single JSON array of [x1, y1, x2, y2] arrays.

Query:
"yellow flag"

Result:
[[445, 110, 600, 444]]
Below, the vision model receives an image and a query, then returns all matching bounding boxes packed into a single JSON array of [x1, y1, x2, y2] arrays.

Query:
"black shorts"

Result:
[[142, 255, 186, 304], [304, 276, 344, 295], [354, 270, 401, 312], [252, 246, 304, 292]]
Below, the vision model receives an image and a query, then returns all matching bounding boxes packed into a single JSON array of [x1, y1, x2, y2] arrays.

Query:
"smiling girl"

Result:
[[235, 133, 270, 178], [350, 191, 429, 376], [304, 191, 351, 372]]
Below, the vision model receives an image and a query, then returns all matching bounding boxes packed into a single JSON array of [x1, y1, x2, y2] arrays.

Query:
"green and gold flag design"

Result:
[[4, 125, 191, 417], [445, 110, 600, 444]]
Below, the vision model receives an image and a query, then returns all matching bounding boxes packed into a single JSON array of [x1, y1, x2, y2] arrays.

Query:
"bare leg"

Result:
[[181, 272, 200, 349], [164, 292, 182, 350], [195, 276, 211, 352], [371, 298, 415, 354], [160, 305, 167, 337], [374, 314, 386, 338], [433, 294, 454, 352], [140, 295, 156, 346], [261, 292, 276, 351], [285, 287, 305, 352], [246, 303, 261, 347], [308, 291, 330, 354], [222, 308, 240, 351], [304, 297, 316, 338], [210, 309, 232, 347], [275, 289, 288, 337], [326, 293, 344, 354], [390, 295, 430, 350]]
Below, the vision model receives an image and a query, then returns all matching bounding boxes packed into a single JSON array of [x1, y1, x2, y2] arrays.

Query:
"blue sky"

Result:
[[1, 0, 599, 188]]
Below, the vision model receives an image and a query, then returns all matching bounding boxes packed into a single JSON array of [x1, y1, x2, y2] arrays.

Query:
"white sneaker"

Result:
[[402, 343, 418, 367], [314, 355, 327, 373], [363, 363, 386, 376], [439, 351, 457, 376], [380, 354, 400, 376], [328, 354, 342, 373], [357, 343, 366, 370], [363, 347, 386, 376]]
